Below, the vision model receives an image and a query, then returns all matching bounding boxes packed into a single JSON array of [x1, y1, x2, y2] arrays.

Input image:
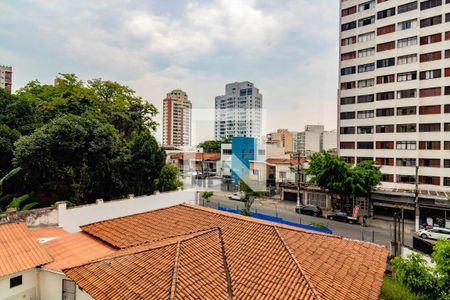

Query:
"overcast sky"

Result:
[[0, 0, 339, 144]]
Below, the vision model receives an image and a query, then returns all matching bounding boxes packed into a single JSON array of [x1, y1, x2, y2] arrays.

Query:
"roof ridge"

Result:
[[63, 228, 219, 272], [217, 227, 234, 299], [169, 241, 182, 300], [273, 226, 322, 300]]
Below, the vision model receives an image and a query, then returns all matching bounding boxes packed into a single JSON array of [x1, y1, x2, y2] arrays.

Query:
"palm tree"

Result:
[[0, 167, 37, 213]]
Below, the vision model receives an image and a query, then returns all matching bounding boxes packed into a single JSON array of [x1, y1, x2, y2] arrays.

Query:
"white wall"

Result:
[[58, 190, 198, 232], [39, 270, 93, 300], [0, 269, 38, 300]]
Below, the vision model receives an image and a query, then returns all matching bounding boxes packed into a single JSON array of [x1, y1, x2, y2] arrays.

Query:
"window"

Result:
[[445, 104, 450, 113], [397, 158, 417, 166], [10, 275, 22, 288], [445, 141, 450, 150], [397, 89, 417, 99], [357, 142, 374, 149], [377, 41, 396, 52], [342, 6, 357, 16], [342, 156, 355, 164], [419, 176, 440, 185], [340, 111, 355, 120], [445, 123, 450, 131], [397, 124, 417, 133], [279, 171, 287, 179], [446, 86, 450, 95], [358, 126, 374, 134], [377, 108, 394, 117], [357, 157, 373, 163], [446, 68, 450, 77], [419, 105, 441, 115], [398, 1, 418, 14], [358, 47, 375, 57], [420, 33, 442, 45], [359, 1, 375, 11], [398, 19, 417, 30], [377, 57, 395, 68], [397, 36, 417, 48], [377, 74, 395, 84], [340, 142, 355, 149], [357, 110, 374, 119], [358, 32, 375, 43], [397, 54, 417, 64], [341, 36, 356, 46], [342, 21, 357, 31], [62, 279, 76, 300], [358, 16, 375, 27], [376, 124, 394, 133], [397, 175, 416, 184], [419, 87, 441, 97], [420, 15, 442, 28], [445, 159, 450, 168], [341, 66, 356, 76], [419, 123, 441, 132], [376, 158, 394, 166], [419, 69, 441, 80], [222, 149, 232, 155], [397, 106, 416, 116], [377, 24, 396, 35], [341, 51, 356, 61], [445, 177, 450, 186], [357, 94, 374, 103], [341, 81, 356, 90], [397, 71, 417, 82], [376, 91, 395, 100], [358, 79, 374, 88], [378, 8, 396, 19], [340, 96, 355, 105], [382, 174, 395, 182], [446, 12, 450, 22], [419, 141, 441, 150], [421, 0, 442, 10], [358, 63, 375, 73], [340, 126, 355, 134], [376, 141, 394, 149], [396, 141, 416, 150], [420, 51, 441, 62]]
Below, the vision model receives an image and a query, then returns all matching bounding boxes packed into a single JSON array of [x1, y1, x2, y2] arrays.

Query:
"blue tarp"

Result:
[[218, 206, 333, 234]]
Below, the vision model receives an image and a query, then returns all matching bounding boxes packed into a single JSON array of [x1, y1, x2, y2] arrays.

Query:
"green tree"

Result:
[[392, 239, 450, 300], [201, 191, 214, 206], [5, 195, 37, 212], [352, 160, 382, 198], [0, 125, 21, 177], [239, 180, 264, 216], [198, 138, 230, 153], [155, 165, 183, 192]]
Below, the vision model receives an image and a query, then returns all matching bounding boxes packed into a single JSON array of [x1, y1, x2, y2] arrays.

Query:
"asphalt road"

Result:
[[204, 195, 413, 249]]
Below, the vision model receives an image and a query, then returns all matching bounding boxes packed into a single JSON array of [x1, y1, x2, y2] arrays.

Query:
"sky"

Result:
[[0, 0, 340, 144]]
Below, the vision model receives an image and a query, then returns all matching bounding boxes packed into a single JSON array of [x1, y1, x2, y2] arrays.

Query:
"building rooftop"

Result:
[[0, 223, 52, 277], [170, 152, 221, 161]]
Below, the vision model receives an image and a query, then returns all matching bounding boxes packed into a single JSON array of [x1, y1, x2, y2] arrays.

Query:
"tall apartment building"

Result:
[[162, 89, 192, 147], [267, 129, 295, 152], [338, 0, 450, 192], [215, 81, 263, 140], [0, 65, 12, 92]]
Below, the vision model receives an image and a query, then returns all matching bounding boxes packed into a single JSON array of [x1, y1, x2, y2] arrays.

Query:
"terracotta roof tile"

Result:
[[170, 152, 221, 161], [77, 204, 387, 299], [0, 223, 52, 277], [29, 227, 69, 243], [41, 232, 116, 272]]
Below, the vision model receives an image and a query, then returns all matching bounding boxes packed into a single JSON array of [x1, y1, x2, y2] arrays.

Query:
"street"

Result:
[[202, 194, 414, 249]]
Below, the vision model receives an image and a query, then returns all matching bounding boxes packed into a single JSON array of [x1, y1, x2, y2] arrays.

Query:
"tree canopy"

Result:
[[197, 138, 231, 153], [0, 74, 169, 209]]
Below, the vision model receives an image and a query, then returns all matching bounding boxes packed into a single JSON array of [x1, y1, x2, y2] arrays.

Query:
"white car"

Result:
[[228, 192, 245, 200], [418, 227, 450, 240]]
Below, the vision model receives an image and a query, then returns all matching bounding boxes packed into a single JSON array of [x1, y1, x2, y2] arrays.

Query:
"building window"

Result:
[[357, 142, 374, 149], [358, 32, 375, 43], [397, 124, 417, 133], [377, 74, 395, 84], [419, 69, 441, 80], [397, 158, 417, 167], [398, 19, 417, 30], [381, 174, 395, 182], [358, 16, 375, 27], [358, 63, 375, 73], [357, 94, 374, 103], [445, 104, 450, 113], [342, 5, 357, 16], [397, 54, 417, 65], [420, 33, 442, 45], [342, 21, 357, 32], [341, 51, 356, 61], [377, 7, 396, 19], [341, 81, 356, 90], [340, 111, 355, 120], [377, 41, 396, 52], [420, 51, 441, 62], [10, 275, 22, 288], [376, 108, 395, 117], [341, 66, 356, 76], [397, 106, 416, 116], [62, 279, 76, 300], [376, 141, 394, 149], [420, 15, 442, 28], [419, 141, 441, 150], [445, 123, 450, 132], [357, 79, 374, 88], [397, 36, 417, 48], [377, 58, 395, 68], [358, 126, 373, 134], [419, 123, 441, 132], [340, 126, 355, 134], [398, 1, 418, 14], [340, 97, 355, 105], [358, 1, 375, 12], [376, 91, 395, 101], [376, 125, 394, 133], [341, 36, 356, 46], [397, 71, 417, 82], [377, 24, 396, 35], [419, 87, 441, 97], [357, 157, 373, 163], [419, 105, 441, 115], [340, 142, 355, 149], [397, 89, 417, 99], [376, 158, 394, 166], [358, 47, 375, 57], [444, 177, 450, 186], [421, 0, 442, 10], [419, 176, 440, 185], [396, 141, 416, 150], [397, 175, 416, 184], [419, 159, 441, 168], [444, 159, 450, 168]]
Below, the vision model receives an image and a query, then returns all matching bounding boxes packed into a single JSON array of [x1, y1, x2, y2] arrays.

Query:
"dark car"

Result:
[[327, 211, 358, 224], [295, 205, 322, 217]]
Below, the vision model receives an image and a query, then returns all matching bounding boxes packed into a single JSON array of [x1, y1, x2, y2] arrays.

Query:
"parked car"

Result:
[[295, 205, 322, 217], [327, 211, 358, 224], [418, 227, 450, 240], [228, 192, 245, 201]]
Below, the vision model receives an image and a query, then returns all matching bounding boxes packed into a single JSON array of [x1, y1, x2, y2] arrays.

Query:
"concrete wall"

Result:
[[39, 270, 93, 300], [0, 207, 58, 227], [58, 189, 197, 232], [0, 269, 38, 300]]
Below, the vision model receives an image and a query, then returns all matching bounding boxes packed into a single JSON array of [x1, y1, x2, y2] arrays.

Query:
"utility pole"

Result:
[[414, 165, 419, 232], [295, 150, 303, 207]]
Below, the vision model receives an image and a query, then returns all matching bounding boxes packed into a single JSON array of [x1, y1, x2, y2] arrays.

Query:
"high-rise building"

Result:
[[215, 81, 263, 140], [162, 89, 192, 147], [338, 0, 450, 191], [0, 65, 12, 92], [267, 129, 295, 153]]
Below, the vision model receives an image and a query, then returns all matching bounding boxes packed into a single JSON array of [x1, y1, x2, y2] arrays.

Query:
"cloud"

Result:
[[0, 0, 339, 143]]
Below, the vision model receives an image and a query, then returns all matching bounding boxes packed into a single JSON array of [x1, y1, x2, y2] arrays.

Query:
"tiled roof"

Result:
[[29, 227, 70, 243], [0, 223, 52, 277], [75, 204, 387, 300], [41, 232, 116, 272], [170, 152, 221, 161], [266, 158, 308, 165]]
